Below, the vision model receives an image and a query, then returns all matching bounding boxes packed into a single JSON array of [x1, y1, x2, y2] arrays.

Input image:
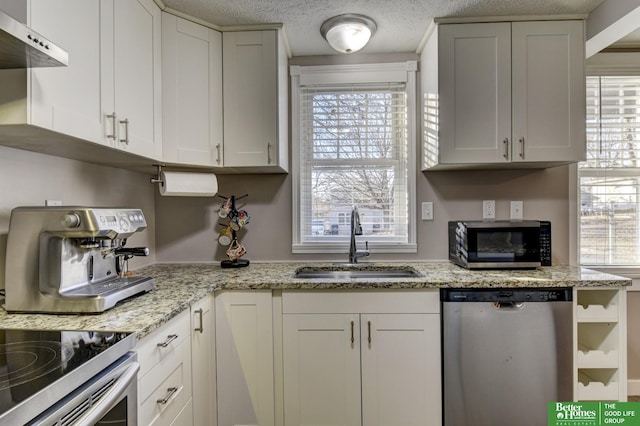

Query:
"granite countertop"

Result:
[[0, 262, 629, 339]]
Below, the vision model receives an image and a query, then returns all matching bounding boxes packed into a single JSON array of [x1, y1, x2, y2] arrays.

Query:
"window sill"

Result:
[[582, 265, 640, 279]]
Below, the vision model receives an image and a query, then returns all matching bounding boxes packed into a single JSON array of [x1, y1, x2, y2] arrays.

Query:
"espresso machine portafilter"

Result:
[[4, 206, 155, 313]]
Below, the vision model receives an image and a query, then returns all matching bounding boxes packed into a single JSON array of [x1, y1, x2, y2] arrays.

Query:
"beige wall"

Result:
[[155, 165, 571, 264], [156, 51, 572, 264], [0, 145, 156, 288]]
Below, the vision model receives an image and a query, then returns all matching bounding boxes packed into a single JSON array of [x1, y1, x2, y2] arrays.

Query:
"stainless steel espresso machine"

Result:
[[4, 206, 155, 313]]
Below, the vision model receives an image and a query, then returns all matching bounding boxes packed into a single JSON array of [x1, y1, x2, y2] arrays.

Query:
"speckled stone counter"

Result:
[[0, 262, 629, 339]]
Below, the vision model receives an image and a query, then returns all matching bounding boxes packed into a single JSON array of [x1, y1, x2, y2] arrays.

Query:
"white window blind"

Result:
[[295, 82, 411, 251], [579, 75, 640, 265]]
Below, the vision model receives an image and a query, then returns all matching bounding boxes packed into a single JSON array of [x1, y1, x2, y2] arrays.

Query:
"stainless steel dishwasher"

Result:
[[441, 288, 573, 426]]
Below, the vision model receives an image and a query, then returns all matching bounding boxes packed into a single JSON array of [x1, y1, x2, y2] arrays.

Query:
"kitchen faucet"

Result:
[[349, 206, 369, 264]]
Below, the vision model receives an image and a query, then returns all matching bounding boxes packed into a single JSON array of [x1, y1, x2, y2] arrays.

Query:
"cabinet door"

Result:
[[361, 314, 441, 426], [106, 0, 161, 158], [191, 295, 217, 426], [29, 0, 105, 145], [162, 13, 223, 166], [283, 314, 361, 426], [223, 31, 278, 167], [216, 291, 274, 426], [512, 21, 585, 163], [438, 23, 512, 164]]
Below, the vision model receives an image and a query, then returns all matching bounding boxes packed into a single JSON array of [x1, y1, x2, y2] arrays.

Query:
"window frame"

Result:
[[576, 53, 640, 273], [290, 61, 418, 254]]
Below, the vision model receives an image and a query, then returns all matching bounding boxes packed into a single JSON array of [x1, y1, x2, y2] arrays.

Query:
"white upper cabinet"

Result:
[[222, 30, 289, 172], [102, 0, 162, 159], [0, 0, 162, 162], [0, 0, 105, 145], [422, 20, 585, 170], [511, 21, 585, 163], [162, 13, 223, 166]]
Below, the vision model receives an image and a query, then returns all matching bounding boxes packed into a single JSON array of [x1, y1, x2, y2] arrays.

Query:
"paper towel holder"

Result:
[[150, 163, 165, 187]]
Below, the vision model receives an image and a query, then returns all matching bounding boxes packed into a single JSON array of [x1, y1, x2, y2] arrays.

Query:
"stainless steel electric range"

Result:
[[0, 329, 139, 425]]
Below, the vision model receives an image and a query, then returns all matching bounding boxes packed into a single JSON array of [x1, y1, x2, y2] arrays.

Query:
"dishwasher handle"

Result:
[[491, 301, 525, 310]]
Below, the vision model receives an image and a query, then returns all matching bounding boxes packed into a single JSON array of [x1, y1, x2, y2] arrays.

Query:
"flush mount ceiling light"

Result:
[[320, 14, 377, 54]]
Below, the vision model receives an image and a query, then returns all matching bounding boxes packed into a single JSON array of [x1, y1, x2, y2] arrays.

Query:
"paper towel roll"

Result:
[[159, 171, 218, 197]]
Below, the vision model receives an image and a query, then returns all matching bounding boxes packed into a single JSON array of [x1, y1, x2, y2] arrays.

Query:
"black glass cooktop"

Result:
[[0, 329, 135, 423]]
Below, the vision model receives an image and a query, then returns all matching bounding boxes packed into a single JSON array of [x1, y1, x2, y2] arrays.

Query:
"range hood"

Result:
[[0, 8, 68, 68]]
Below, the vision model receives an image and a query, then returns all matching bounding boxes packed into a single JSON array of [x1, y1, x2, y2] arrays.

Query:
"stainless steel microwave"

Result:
[[448, 220, 551, 269]]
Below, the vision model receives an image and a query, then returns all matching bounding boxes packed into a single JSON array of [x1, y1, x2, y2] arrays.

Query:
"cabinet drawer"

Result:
[[136, 310, 190, 377], [169, 398, 193, 426], [139, 337, 192, 425], [282, 290, 440, 314]]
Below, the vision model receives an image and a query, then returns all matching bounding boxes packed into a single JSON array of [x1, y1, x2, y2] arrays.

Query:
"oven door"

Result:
[[27, 352, 139, 426]]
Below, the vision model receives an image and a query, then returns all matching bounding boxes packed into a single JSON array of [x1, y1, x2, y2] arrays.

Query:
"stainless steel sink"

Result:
[[294, 266, 422, 279]]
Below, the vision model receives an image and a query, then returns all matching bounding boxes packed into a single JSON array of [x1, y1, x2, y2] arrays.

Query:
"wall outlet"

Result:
[[482, 200, 495, 220], [421, 202, 434, 221], [45, 200, 62, 206], [510, 201, 524, 220]]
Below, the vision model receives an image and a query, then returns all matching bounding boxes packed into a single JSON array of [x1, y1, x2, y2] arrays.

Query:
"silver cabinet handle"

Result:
[[194, 308, 204, 333], [216, 144, 221, 165], [157, 334, 178, 347], [157, 386, 178, 405], [367, 320, 372, 344], [350, 320, 355, 344], [267, 142, 272, 164], [503, 138, 509, 159], [106, 112, 117, 140], [519, 137, 525, 159], [119, 119, 129, 144]]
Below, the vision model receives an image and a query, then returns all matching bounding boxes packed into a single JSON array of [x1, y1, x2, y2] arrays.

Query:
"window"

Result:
[[290, 62, 417, 253], [579, 75, 640, 265]]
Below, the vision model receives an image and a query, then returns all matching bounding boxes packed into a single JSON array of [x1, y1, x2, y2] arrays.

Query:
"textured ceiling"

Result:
[[163, 0, 608, 56]]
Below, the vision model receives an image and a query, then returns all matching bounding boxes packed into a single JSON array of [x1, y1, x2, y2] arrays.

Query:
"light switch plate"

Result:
[[45, 200, 62, 206], [510, 201, 523, 220], [422, 202, 433, 221]]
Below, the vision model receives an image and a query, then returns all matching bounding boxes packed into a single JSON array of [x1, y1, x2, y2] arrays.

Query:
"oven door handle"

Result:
[[74, 361, 140, 426]]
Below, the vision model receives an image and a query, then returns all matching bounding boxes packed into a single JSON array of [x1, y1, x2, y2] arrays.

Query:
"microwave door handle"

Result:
[[74, 362, 140, 426]]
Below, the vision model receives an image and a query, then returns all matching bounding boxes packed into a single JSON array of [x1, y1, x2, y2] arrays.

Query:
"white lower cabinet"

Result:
[[283, 314, 362, 425], [136, 310, 193, 425], [215, 290, 275, 426], [282, 290, 441, 426], [191, 294, 217, 426]]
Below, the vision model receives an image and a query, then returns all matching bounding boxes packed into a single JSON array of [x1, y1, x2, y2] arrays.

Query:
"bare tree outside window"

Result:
[[300, 86, 409, 241]]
